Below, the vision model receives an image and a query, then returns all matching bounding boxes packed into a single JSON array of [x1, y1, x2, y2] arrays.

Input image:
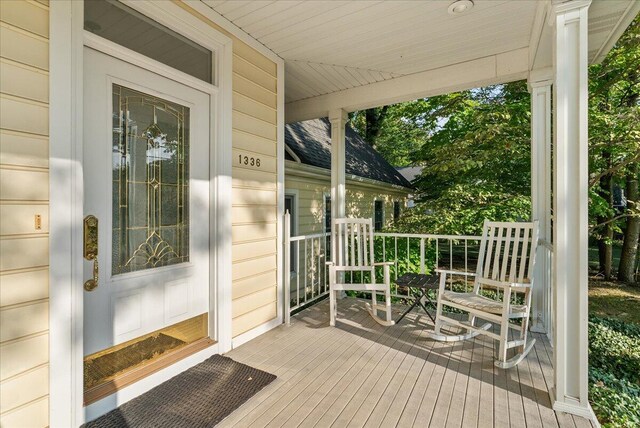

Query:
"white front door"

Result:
[[82, 47, 211, 367]]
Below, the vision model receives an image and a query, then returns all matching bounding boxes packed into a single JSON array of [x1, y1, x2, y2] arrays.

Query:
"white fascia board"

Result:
[[285, 48, 529, 123], [285, 161, 413, 194], [185, 0, 284, 67], [591, 0, 640, 64]]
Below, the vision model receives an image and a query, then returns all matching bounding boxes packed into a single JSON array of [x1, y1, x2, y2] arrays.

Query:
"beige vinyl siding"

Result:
[[0, 1, 49, 426], [175, 1, 279, 338], [285, 173, 409, 237]]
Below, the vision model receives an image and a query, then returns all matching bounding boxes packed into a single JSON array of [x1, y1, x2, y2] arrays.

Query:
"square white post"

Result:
[[528, 69, 553, 335], [329, 109, 347, 260], [551, 0, 595, 420]]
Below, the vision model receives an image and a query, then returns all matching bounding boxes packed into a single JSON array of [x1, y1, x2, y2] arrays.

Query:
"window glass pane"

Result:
[[112, 84, 190, 275], [325, 196, 331, 233], [374, 201, 383, 231], [85, 0, 213, 84]]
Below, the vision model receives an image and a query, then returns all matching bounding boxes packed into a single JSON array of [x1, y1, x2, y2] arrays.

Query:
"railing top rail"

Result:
[[374, 232, 482, 241], [290, 232, 330, 241]]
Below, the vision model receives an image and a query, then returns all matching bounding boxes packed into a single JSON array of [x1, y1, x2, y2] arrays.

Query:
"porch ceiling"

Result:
[[201, 0, 639, 120]]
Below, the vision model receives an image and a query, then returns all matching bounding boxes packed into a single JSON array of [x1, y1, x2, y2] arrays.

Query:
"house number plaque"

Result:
[[235, 151, 262, 169]]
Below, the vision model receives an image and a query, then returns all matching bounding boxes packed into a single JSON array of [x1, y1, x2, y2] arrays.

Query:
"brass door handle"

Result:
[[84, 215, 99, 291]]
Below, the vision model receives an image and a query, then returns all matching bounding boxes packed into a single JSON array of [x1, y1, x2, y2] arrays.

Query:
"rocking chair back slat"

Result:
[[334, 218, 375, 268]]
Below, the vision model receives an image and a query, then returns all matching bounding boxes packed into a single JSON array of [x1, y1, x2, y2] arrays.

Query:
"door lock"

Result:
[[84, 215, 99, 291]]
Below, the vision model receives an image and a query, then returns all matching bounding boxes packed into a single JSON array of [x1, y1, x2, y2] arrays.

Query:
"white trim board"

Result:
[[231, 317, 283, 349], [49, 1, 233, 425], [285, 47, 529, 123]]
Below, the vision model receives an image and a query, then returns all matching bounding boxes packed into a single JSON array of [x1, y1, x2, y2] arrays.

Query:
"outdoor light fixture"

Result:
[[448, 0, 474, 15]]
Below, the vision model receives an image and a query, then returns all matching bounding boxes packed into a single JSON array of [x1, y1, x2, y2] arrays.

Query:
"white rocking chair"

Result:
[[327, 218, 394, 327], [429, 220, 539, 368]]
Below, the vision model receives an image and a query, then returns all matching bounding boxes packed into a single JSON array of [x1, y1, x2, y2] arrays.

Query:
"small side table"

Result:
[[395, 273, 440, 323]]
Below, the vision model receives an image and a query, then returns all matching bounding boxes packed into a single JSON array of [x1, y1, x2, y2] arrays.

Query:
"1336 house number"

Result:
[[239, 154, 261, 167]]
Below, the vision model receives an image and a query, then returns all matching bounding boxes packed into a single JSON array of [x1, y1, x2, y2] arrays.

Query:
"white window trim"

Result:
[[50, 1, 233, 425]]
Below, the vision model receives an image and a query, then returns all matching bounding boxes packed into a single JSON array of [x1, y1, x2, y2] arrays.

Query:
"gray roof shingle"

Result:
[[285, 118, 413, 189]]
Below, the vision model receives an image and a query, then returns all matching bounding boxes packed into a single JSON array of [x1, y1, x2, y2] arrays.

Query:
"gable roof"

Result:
[[285, 118, 413, 189], [396, 166, 423, 184]]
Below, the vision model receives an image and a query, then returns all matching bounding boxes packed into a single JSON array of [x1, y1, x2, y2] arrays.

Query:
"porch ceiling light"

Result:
[[448, 0, 474, 15]]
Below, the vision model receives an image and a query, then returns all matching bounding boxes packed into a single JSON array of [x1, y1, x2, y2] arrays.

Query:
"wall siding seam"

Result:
[[231, 252, 277, 264], [0, 361, 48, 386], [0, 90, 48, 106], [232, 268, 277, 283], [232, 266, 278, 283], [0, 297, 48, 311], [25, 0, 49, 11], [0, 329, 47, 347], [0, 163, 49, 172], [0, 234, 48, 241], [0, 21, 49, 43], [231, 300, 277, 321], [0, 92, 48, 109], [0, 57, 49, 76], [232, 296, 277, 319], [233, 107, 278, 128], [231, 184, 277, 192], [0, 393, 48, 418], [233, 72, 277, 96], [232, 52, 277, 79], [231, 107, 276, 125], [233, 90, 277, 112], [232, 128, 277, 145], [0, 200, 48, 206], [0, 128, 49, 141], [0, 265, 48, 276]]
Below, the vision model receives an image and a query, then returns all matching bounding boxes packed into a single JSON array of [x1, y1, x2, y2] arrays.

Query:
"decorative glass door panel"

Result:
[[112, 85, 190, 275]]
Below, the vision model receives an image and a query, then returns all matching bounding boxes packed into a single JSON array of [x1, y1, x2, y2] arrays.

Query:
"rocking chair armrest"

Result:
[[478, 277, 531, 289], [372, 262, 395, 267], [325, 261, 334, 266], [435, 269, 476, 277]]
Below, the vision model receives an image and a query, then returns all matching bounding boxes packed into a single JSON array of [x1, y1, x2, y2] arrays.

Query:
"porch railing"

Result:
[[283, 213, 553, 336]]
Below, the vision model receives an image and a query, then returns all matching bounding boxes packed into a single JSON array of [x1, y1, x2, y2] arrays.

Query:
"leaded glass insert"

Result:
[[112, 84, 189, 275]]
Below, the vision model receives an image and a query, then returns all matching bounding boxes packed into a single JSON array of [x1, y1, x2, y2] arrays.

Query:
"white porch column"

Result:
[[329, 108, 348, 238], [551, 0, 593, 420], [528, 69, 553, 335]]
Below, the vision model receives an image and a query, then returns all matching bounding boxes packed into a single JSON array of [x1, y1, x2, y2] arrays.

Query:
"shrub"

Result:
[[589, 316, 640, 427]]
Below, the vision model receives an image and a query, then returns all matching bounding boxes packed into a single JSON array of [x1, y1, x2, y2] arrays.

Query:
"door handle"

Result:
[[84, 215, 99, 291]]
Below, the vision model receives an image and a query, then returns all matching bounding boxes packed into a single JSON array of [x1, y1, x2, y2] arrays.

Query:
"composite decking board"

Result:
[[237, 309, 376, 427], [535, 333, 578, 428], [331, 320, 422, 427], [218, 306, 372, 427], [276, 314, 395, 427], [217, 300, 595, 427], [376, 320, 437, 428], [518, 341, 545, 428], [477, 335, 495, 427], [444, 331, 475, 427], [302, 312, 415, 427], [351, 324, 429, 427], [394, 332, 447, 426], [258, 314, 385, 427], [460, 335, 482, 427]]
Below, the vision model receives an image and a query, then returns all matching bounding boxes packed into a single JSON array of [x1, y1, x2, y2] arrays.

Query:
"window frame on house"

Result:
[[374, 200, 384, 231]]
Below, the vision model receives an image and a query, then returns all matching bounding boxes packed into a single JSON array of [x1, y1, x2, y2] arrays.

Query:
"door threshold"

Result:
[[84, 337, 216, 406]]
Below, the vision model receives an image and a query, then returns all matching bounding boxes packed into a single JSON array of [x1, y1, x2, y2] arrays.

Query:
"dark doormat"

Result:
[[83, 355, 276, 428]]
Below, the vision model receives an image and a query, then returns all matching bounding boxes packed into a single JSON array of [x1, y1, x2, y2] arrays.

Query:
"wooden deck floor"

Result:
[[221, 299, 595, 428]]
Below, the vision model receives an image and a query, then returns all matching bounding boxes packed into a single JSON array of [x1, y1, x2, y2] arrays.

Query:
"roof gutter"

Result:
[[285, 160, 414, 193]]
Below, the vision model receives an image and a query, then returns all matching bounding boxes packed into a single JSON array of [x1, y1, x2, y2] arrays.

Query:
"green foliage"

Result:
[[589, 316, 640, 427]]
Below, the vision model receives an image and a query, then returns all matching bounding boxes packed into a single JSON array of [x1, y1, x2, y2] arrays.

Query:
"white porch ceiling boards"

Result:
[[201, 0, 639, 112], [202, 0, 538, 104]]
